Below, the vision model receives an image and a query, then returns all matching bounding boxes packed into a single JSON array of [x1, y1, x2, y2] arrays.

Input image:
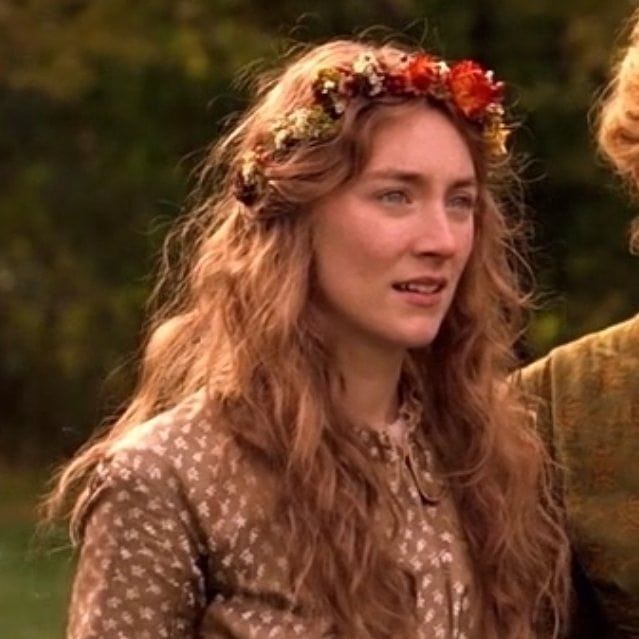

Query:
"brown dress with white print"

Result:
[[67, 394, 475, 638]]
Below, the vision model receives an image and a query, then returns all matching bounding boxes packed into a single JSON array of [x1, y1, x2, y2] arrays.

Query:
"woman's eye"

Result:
[[448, 193, 477, 213], [378, 190, 410, 205]]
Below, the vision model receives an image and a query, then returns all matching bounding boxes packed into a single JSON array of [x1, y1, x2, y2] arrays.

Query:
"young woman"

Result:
[[519, 9, 639, 637], [47, 39, 569, 638]]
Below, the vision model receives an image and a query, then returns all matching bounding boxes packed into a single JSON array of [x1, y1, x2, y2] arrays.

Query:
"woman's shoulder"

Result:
[[90, 392, 250, 516], [107, 392, 235, 467], [73, 393, 267, 543]]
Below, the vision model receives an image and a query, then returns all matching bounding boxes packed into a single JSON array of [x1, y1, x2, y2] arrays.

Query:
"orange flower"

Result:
[[448, 60, 503, 119], [406, 54, 440, 92]]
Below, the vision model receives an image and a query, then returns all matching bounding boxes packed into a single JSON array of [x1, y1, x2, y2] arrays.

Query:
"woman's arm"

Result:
[[67, 448, 207, 638]]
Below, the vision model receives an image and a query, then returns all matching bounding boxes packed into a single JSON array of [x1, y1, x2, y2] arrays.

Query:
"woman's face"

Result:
[[311, 103, 477, 355]]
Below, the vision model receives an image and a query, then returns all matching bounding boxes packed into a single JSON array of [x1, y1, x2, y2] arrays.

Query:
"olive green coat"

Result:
[[518, 315, 639, 638]]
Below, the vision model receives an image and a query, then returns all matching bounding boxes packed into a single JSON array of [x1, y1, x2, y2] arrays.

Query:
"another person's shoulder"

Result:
[[519, 314, 639, 398], [547, 313, 639, 365]]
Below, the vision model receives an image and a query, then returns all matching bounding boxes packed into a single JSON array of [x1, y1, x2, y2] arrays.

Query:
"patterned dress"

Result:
[[67, 394, 475, 638], [518, 315, 639, 638]]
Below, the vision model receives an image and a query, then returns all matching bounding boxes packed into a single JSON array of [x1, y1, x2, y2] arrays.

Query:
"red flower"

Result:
[[406, 54, 440, 92], [448, 60, 503, 119], [384, 71, 408, 94]]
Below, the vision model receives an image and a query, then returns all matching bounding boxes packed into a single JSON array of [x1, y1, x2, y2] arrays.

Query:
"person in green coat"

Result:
[[518, 9, 639, 638]]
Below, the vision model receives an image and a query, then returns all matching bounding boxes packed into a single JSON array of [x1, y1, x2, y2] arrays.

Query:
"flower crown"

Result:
[[234, 51, 509, 206]]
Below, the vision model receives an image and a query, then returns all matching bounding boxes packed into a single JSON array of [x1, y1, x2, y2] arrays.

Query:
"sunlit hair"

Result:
[[597, 8, 639, 253], [45, 39, 569, 638]]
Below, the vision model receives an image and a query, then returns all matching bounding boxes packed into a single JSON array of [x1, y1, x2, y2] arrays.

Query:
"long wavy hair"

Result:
[[45, 39, 569, 638], [597, 8, 639, 253]]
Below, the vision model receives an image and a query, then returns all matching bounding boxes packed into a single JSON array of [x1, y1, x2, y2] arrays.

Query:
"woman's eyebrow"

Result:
[[361, 169, 424, 185], [362, 169, 478, 190], [448, 177, 479, 190]]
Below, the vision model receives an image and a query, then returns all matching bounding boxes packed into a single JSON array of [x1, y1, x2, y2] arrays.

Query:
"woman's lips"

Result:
[[391, 277, 447, 307]]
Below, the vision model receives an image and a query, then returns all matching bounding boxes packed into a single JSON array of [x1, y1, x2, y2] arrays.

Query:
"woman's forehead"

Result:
[[362, 105, 476, 181]]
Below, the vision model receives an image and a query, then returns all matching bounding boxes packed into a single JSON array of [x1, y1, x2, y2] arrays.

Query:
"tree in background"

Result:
[[1, 0, 637, 465]]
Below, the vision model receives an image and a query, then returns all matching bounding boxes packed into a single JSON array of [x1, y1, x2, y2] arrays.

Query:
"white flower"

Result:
[[274, 129, 290, 150], [353, 52, 376, 74]]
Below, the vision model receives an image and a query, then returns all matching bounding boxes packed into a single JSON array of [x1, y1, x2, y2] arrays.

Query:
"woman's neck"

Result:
[[333, 338, 404, 431]]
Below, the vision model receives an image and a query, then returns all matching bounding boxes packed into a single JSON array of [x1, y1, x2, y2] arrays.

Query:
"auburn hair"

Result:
[[597, 8, 639, 252], [45, 39, 569, 638]]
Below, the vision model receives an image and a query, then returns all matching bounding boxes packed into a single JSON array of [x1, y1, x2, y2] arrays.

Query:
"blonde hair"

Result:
[[45, 39, 569, 638], [597, 9, 639, 252]]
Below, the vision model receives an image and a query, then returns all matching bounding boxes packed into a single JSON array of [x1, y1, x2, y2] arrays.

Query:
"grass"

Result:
[[0, 469, 73, 639]]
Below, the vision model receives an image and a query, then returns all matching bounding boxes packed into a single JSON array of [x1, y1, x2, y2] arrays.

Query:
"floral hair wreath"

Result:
[[234, 51, 509, 206]]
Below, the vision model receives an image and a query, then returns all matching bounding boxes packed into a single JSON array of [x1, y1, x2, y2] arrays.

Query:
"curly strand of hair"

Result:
[[597, 8, 639, 249]]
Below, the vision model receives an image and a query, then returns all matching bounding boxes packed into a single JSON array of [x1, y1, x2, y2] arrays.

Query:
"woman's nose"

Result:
[[412, 204, 460, 259]]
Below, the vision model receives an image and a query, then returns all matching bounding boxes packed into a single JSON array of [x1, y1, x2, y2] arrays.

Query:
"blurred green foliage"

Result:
[[0, 469, 72, 637], [1, 0, 638, 465]]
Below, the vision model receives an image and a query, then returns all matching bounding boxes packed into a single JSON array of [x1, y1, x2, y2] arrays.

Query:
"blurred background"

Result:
[[1, 0, 639, 636]]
